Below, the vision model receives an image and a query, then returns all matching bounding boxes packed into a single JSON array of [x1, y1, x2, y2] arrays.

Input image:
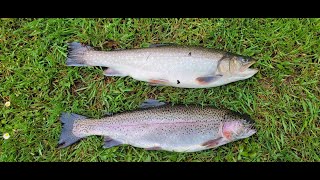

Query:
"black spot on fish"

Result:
[[188, 52, 192, 56], [177, 80, 180, 84]]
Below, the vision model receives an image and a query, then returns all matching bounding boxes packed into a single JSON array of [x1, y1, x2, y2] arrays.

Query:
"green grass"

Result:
[[0, 18, 319, 162]]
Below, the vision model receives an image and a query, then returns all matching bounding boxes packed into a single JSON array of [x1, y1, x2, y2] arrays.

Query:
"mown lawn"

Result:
[[0, 18, 319, 162]]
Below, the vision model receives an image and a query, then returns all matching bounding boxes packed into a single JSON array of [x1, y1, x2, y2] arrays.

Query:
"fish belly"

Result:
[[118, 56, 218, 87], [104, 120, 221, 152]]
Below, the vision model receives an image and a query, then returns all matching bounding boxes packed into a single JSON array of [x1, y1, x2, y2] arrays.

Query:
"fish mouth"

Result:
[[240, 60, 256, 72], [246, 126, 257, 136], [243, 122, 257, 136], [239, 61, 258, 77]]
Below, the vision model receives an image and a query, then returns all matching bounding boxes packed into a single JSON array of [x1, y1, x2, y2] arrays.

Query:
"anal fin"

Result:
[[103, 68, 127, 77], [145, 146, 162, 150], [103, 137, 123, 148], [148, 79, 169, 86]]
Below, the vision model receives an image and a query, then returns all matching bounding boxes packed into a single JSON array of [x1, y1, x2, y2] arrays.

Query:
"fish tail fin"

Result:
[[66, 42, 93, 66], [57, 112, 88, 148]]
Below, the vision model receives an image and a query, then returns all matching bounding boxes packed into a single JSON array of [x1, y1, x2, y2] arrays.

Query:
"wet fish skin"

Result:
[[58, 101, 256, 152], [66, 42, 258, 88]]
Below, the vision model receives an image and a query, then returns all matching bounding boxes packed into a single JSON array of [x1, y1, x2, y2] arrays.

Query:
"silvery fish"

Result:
[[58, 100, 256, 152], [66, 42, 258, 88]]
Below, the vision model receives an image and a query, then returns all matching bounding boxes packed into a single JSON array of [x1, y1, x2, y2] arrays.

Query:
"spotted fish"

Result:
[[58, 100, 256, 152], [66, 42, 258, 88]]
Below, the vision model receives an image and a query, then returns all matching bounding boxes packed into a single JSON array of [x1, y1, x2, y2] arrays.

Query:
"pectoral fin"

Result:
[[201, 137, 223, 148], [196, 74, 223, 85], [103, 68, 127, 77], [103, 137, 123, 148]]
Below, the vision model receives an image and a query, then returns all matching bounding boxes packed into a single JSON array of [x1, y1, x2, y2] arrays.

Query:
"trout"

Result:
[[66, 42, 258, 88], [58, 100, 256, 152]]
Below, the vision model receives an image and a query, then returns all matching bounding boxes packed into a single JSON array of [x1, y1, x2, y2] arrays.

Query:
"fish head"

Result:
[[221, 118, 256, 142], [218, 55, 258, 80]]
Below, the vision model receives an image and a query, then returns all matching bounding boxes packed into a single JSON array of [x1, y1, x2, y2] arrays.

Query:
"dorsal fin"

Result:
[[140, 99, 166, 109], [149, 43, 176, 48]]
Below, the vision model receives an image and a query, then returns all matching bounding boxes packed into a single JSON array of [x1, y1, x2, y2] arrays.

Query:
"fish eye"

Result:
[[239, 57, 249, 63]]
